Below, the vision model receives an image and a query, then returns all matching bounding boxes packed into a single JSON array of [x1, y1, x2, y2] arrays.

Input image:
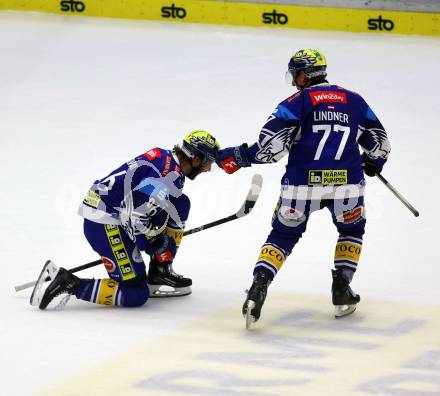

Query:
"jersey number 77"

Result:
[[312, 124, 351, 160]]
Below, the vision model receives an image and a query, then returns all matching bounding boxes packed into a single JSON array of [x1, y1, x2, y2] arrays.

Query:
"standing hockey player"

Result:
[[31, 130, 220, 310], [216, 49, 390, 326]]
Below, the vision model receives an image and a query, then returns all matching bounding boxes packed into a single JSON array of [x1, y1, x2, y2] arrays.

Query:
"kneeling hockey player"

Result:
[[31, 130, 220, 309], [216, 49, 390, 326]]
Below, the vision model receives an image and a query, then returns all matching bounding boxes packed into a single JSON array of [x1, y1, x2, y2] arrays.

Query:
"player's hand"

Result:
[[215, 144, 251, 174], [361, 154, 382, 177], [145, 234, 177, 262]]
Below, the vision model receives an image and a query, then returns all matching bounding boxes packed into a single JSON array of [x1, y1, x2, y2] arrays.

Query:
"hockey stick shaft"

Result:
[[15, 174, 263, 292], [376, 173, 419, 217], [182, 214, 237, 236], [183, 174, 262, 235]]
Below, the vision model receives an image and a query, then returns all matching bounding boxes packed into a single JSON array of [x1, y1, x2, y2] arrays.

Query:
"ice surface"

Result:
[[1, 11, 439, 395]]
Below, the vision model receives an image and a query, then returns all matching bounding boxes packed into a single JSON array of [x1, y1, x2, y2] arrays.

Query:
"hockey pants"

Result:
[[254, 195, 366, 282], [77, 219, 150, 307], [77, 194, 191, 307]]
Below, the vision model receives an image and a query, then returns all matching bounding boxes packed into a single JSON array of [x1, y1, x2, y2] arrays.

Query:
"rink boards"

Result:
[[38, 292, 440, 396], [0, 0, 439, 36]]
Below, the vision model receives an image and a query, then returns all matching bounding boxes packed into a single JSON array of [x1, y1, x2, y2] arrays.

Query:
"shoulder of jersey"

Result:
[[285, 91, 302, 103], [300, 84, 367, 107], [141, 148, 183, 177], [333, 85, 362, 97]]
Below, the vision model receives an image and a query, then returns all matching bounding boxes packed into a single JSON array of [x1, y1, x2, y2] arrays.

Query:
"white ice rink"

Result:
[[1, 11, 440, 396]]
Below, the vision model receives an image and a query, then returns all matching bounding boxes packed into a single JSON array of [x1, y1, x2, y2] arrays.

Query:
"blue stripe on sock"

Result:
[[92, 280, 101, 303]]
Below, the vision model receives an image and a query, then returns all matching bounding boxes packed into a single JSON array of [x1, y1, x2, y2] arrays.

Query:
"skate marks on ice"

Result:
[[38, 293, 440, 396]]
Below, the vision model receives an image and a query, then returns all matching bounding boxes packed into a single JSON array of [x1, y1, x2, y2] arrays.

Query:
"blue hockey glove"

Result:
[[361, 153, 382, 177], [215, 143, 251, 174], [145, 234, 177, 263]]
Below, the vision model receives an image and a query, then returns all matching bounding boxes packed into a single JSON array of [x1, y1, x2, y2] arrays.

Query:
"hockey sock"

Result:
[[254, 243, 287, 279], [76, 279, 121, 306], [76, 279, 149, 307], [334, 235, 363, 279]]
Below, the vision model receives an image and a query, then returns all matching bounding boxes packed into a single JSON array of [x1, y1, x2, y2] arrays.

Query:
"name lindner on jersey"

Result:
[[246, 83, 391, 188]]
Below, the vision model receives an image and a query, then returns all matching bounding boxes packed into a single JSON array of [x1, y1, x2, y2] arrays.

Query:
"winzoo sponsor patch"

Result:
[[39, 293, 440, 396]]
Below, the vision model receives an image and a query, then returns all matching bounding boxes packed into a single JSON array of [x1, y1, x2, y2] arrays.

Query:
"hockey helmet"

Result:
[[286, 48, 327, 83], [181, 130, 220, 165]]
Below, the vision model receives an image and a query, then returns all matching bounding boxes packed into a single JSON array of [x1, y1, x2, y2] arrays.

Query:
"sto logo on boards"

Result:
[[262, 9, 288, 25], [368, 15, 394, 31], [161, 3, 187, 19], [60, 0, 85, 12]]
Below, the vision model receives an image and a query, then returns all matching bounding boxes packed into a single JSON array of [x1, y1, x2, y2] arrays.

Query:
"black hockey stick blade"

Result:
[[183, 174, 263, 236]]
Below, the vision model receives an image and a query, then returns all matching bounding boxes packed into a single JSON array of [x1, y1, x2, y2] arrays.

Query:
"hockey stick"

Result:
[[183, 173, 263, 235], [15, 174, 263, 292], [376, 173, 419, 217]]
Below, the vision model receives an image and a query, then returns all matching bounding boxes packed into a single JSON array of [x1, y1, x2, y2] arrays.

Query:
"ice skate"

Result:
[[30, 261, 80, 310], [332, 269, 360, 318], [147, 259, 192, 297], [242, 271, 271, 329]]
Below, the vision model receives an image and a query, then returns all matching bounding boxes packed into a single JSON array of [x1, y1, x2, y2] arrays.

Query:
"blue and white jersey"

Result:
[[246, 83, 390, 190], [78, 148, 187, 251]]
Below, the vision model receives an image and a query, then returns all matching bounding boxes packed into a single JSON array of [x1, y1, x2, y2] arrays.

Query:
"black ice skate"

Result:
[[30, 261, 80, 310], [242, 271, 271, 330], [147, 259, 192, 297], [332, 269, 360, 318]]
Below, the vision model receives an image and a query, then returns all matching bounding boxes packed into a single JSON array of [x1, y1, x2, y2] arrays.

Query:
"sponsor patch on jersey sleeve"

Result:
[[143, 148, 162, 160], [162, 155, 172, 176], [83, 190, 101, 208]]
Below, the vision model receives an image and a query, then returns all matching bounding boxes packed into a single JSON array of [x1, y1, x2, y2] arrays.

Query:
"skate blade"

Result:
[[148, 284, 192, 298], [54, 294, 72, 310], [334, 304, 357, 318], [245, 300, 256, 330], [30, 260, 59, 306]]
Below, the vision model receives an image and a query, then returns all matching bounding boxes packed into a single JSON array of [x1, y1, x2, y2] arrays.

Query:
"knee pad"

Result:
[[267, 228, 302, 256], [119, 283, 149, 307]]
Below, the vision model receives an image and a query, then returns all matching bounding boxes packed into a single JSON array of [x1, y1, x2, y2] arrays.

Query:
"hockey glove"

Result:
[[145, 234, 177, 263], [361, 153, 382, 177], [215, 143, 251, 174]]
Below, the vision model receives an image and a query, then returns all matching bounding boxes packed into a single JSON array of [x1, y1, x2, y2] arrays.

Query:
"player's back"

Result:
[[285, 84, 368, 186]]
